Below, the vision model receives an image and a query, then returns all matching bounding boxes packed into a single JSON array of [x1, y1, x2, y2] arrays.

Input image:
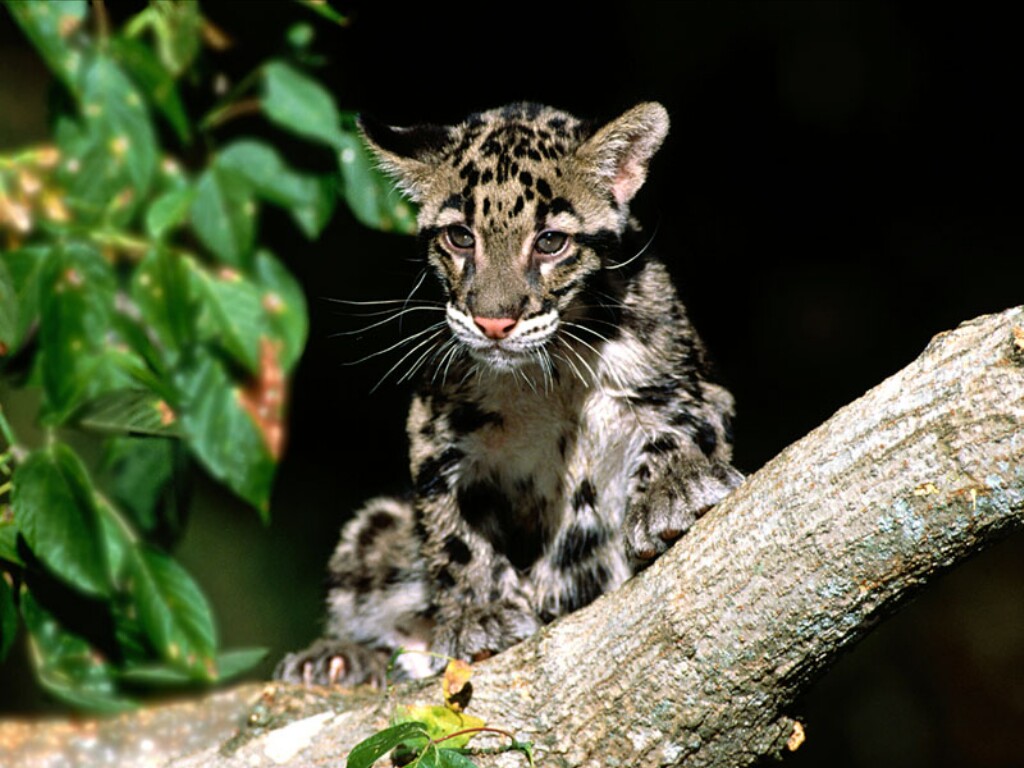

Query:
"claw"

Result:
[[328, 655, 347, 685]]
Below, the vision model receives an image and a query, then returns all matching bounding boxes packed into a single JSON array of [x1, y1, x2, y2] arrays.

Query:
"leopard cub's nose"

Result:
[[473, 316, 519, 340]]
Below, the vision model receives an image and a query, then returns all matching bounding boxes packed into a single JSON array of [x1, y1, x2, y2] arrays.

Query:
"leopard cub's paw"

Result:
[[625, 459, 743, 566], [274, 638, 389, 688], [434, 602, 540, 663]]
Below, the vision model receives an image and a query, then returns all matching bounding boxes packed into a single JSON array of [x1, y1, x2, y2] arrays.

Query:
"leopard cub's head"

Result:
[[360, 102, 668, 371]]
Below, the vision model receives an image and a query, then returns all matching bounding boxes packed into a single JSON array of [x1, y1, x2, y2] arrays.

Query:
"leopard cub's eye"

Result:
[[445, 225, 475, 251], [535, 230, 569, 256]]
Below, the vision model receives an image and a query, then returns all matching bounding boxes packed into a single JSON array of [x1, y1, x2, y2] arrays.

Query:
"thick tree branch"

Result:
[[4, 306, 1023, 768]]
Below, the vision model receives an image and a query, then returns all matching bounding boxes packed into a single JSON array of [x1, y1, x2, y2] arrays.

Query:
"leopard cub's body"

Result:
[[277, 103, 742, 685]]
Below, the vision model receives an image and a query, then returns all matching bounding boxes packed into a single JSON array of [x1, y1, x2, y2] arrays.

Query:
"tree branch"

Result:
[[4, 306, 1023, 768]]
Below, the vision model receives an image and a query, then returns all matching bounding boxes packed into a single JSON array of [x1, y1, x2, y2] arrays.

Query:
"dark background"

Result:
[[2, 3, 1023, 766]]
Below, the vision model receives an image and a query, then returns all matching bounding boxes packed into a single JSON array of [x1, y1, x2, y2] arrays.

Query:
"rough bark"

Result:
[[3, 306, 1023, 768]]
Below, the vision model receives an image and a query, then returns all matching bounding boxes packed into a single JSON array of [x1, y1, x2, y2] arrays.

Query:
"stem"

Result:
[[88, 229, 194, 265], [90, 229, 153, 258], [0, 145, 60, 171], [296, 0, 351, 25], [199, 98, 263, 131], [434, 726, 518, 746], [92, 0, 111, 44], [94, 490, 142, 546], [0, 405, 17, 451], [198, 65, 264, 131]]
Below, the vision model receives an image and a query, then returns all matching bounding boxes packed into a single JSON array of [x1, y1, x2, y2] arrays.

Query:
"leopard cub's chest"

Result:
[[427, 375, 637, 542], [459, 381, 582, 487]]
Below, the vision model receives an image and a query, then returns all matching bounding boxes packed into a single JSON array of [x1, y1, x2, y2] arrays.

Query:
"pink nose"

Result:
[[473, 316, 518, 340]]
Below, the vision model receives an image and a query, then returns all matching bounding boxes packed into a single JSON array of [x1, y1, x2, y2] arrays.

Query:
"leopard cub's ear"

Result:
[[358, 115, 453, 203], [575, 102, 670, 206]]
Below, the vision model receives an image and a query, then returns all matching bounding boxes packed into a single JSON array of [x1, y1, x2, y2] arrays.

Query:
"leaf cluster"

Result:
[[347, 658, 534, 768], [0, 0, 411, 709]]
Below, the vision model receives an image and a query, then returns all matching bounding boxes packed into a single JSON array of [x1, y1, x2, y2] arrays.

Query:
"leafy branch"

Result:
[[347, 657, 535, 768], [0, 0, 410, 710]]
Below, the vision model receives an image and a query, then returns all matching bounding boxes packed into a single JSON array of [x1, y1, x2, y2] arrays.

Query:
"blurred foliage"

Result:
[[0, 0, 413, 710]]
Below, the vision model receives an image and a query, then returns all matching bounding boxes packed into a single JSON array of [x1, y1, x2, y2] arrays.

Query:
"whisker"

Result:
[[556, 337, 597, 384], [371, 328, 447, 392], [533, 349, 553, 392], [329, 306, 446, 337], [517, 364, 538, 393], [433, 339, 462, 385], [400, 270, 431, 335], [552, 349, 587, 386], [571, 303, 625, 314], [563, 320, 613, 345], [403, 330, 461, 385], [399, 338, 446, 384], [323, 297, 441, 307], [605, 222, 658, 271], [560, 327, 606, 364], [404, 269, 429, 308], [344, 322, 447, 366]]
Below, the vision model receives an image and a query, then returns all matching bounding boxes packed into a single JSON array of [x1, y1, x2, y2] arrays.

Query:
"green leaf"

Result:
[[104, 321, 179, 402], [146, 185, 196, 240], [56, 56, 158, 223], [78, 389, 179, 437], [218, 140, 335, 238], [191, 266, 269, 373], [127, 546, 218, 679], [1, 574, 17, 661], [0, 257, 17, 354], [19, 586, 134, 712], [100, 436, 183, 536], [38, 242, 133, 422], [412, 749, 480, 768], [347, 722, 431, 768], [125, 0, 202, 76], [5, 0, 89, 97], [261, 60, 346, 148], [433, 750, 480, 768], [176, 356, 275, 514], [254, 250, 308, 372], [110, 596, 155, 666], [190, 165, 256, 266], [116, 646, 265, 686], [336, 126, 417, 234], [110, 36, 191, 143], [0, 245, 51, 355], [12, 443, 110, 598], [116, 660, 193, 685], [393, 705, 485, 750], [132, 247, 196, 362], [94, 500, 132, 590], [215, 646, 268, 680], [84, 57, 158, 195], [0, 521, 22, 566]]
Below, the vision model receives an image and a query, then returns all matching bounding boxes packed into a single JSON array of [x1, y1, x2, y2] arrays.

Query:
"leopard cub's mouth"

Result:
[[446, 304, 559, 370]]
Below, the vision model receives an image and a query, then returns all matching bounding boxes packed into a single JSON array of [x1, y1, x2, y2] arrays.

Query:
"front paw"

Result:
[[625, 459, 743, 565], [274, 638, 389, 688], [433, 602, 540, 662]]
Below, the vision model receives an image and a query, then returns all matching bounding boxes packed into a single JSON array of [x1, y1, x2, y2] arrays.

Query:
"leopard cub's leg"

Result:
[[623, 382, 745, 568], [274, 497, 434, 686]]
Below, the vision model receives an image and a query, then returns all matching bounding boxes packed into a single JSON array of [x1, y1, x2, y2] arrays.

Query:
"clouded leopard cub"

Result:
[[277, 102, 742, 686]]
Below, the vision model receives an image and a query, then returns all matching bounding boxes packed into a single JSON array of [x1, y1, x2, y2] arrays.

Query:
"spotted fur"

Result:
[[276, 103, 743, 686]]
